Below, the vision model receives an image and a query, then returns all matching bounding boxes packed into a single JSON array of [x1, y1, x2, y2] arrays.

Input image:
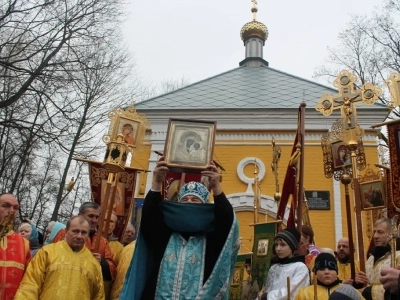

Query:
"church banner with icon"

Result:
[[251, 222, 277, 291], [85, 160, 139, 240], [229, 253, 248, 300], [387, 119, 400, 218]]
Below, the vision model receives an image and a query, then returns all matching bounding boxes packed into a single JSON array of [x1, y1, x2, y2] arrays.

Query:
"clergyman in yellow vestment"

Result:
[[14, 216, 105, 300]]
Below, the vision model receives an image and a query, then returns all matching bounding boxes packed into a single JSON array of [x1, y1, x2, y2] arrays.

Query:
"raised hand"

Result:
[[201, 162, 222, 196], [152, 156, 170, 191]]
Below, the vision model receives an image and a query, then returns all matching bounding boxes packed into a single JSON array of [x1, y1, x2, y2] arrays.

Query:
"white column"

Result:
[[333, 177, 343, 244]]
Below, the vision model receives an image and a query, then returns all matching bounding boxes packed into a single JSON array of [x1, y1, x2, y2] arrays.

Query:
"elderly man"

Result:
[[0, 193, 31, 299], [121, 223, 135, 246], [356, 218, 400, 300], [53, 202, 117, 282], [336, 237, 360, 284], [120, 157, 239, 299], [15, 216, 104, 299]]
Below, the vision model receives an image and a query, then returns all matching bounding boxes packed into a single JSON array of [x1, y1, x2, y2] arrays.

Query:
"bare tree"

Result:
[[50, 41, 137, 221], [141, 76, 191, 100], [0, 0, 141, 228], [314, 0, 400, 119], [0, 0, 125, 108]]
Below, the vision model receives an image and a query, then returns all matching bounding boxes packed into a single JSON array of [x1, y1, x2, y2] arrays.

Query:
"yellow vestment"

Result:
[[15, 240, 105, 300], [295, 283, 365, 300], [111, 241, 136, 300], [365, 250, 400, 300], [108, 240, 124, 265], [338, 260, 360, 281]]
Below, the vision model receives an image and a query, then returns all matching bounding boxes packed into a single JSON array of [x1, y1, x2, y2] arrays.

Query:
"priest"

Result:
[[120, 157, 239, 299]]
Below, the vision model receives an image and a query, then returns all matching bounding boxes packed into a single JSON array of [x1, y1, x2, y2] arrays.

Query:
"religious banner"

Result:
[[386, 119, 400, 219], [83, 159, 140, 240], [163, 172, 203, 201], [229, 253, 248, 300], [276, 127, 298, 228], [251, 222, 277, 291]]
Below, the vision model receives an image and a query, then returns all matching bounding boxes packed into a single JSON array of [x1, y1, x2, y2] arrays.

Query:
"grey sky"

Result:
[[123, 0, 383, 88]]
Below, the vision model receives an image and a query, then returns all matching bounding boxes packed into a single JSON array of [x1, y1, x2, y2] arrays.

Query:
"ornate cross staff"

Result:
[[316, 70, 382, 132], [386, 73, 400, 109], [315, 70, 382, 275]]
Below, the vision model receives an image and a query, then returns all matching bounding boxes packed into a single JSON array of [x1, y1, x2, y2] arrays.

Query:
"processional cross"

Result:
[[315, 70, 382, 276], [315, 70, 382, 136]]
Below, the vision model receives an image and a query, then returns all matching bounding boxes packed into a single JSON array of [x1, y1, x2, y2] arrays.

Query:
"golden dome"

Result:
[[240, 20, 268, 42]]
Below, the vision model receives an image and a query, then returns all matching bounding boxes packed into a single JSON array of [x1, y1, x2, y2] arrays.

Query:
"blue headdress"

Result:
[[44, 221, 66, 245], [178, 181, 210, 203]]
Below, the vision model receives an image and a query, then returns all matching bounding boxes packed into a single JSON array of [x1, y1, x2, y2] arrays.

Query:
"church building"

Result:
[[130, 3, 388, 252]]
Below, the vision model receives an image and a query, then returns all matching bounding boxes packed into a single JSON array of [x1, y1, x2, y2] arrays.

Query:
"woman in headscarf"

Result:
[[44, 221, 66, 245], [18, 220, 41, 257]]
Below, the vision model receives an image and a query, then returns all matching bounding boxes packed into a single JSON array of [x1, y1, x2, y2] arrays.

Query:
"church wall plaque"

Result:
[[305, 191, 330, 210]]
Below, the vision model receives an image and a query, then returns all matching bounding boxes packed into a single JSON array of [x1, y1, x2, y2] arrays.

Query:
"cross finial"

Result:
[[315, 70, 382, 141], [251, 0, 258, 21]]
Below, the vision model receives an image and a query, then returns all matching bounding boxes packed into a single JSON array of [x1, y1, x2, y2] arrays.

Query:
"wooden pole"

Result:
[[102, 172, 120, 239], [343, 180, 356, 281], [94, 172, 115, 252], [348, 139, 365, 273], [296, 102, 306, 231], [313, 275, 318, 300], [287, 276, 291, 300]]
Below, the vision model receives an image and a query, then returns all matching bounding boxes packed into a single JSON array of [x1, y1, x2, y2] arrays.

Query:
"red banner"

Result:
[[162, 172, 203, 201], [387, 120, 400, 219], [86, 160, 139, 240]]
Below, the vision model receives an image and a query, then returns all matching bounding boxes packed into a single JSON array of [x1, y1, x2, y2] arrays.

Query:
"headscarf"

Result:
[[19, 221, 41, 256], [19, 222, 38, 242], [44, 221, 66, 245]]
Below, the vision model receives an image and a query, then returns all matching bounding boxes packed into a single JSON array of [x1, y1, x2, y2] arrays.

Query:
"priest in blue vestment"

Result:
[[120, 157, 239, 300]]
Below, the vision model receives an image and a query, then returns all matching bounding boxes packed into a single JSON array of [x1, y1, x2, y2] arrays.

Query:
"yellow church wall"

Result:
[[131, 128, 380, 258]]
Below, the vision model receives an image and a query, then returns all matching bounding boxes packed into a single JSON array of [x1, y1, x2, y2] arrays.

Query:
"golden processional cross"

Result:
[[315, 70, 382, 277], [315, 70, 382, 136]]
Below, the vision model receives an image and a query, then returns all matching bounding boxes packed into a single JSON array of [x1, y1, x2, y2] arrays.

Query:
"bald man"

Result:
[[107, 212, 123, 264], [121, 224, 135, 246], [336, 237, 360, 284]]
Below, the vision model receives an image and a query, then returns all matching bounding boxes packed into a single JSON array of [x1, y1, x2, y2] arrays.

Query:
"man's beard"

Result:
[[337, 253, 350, 263]]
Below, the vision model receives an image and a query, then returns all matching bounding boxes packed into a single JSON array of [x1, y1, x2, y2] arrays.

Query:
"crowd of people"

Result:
[[1, 155, 400, 300], [241, 220, 400, 300], [0, 193, 136, 299]]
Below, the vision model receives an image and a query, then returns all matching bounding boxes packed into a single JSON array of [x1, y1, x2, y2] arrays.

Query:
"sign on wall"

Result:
[[305, 191, 330, 210]]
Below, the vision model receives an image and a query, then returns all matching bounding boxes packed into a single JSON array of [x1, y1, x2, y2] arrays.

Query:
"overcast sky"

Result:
[[123, 0, 384, 89]]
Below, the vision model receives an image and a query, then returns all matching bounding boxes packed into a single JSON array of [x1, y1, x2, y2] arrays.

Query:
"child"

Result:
[[259, 227, 309, 300], [294, 253, 363, 300]]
